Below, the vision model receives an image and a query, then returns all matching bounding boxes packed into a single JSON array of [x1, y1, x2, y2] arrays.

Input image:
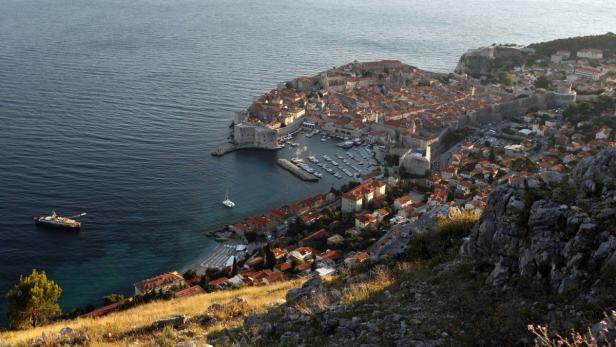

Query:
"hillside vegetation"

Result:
[[0, 279, 302, 346], [529, 32, 616, 57]]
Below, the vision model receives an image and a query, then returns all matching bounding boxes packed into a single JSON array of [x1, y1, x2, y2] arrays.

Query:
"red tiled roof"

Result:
[[295, 262, 312, 272], [263, 272, 283, 284], [80, 300, 127, 318], [209, 277, 228, 286], [301, 228, 328, 242], [276, 262, 292, 272], [355, 252, 369, 263], [174, 285, 206, 299], [320, 250, 342, 260], [134, 272, 185, 294]]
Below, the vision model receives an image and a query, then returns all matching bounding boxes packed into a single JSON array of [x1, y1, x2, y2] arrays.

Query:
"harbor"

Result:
[[275, 129, 382, 184]]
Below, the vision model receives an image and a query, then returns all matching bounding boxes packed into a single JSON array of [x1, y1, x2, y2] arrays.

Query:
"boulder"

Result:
[[153, 315, 188, 329]]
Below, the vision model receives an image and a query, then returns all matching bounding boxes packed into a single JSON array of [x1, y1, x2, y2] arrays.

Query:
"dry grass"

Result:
[[0, 279, 302, 346], [341, 265, 393, 304]]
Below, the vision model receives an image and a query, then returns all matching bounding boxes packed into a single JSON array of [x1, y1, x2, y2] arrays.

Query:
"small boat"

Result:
[[321, 138, 327, 142], [34, 211, 84, 230], [222, 190, 235, 208]]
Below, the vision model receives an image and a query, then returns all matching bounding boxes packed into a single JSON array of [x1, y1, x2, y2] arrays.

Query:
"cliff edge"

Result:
[[462, 148, 616, 298]]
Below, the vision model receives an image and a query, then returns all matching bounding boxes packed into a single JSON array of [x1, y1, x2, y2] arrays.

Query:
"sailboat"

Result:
[[222, 189, 235, 208]]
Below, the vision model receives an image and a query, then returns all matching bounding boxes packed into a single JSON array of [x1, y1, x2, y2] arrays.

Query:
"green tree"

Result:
[[489, 148, 496, 163], [231, 257, 239, 276], [182, 269, 198, 281], [499, 72, 514, 87], [534, 75, 551, 89], [263, 244, 276, 269], [103, 293, 125, 305], [6, 269, 62, 329]]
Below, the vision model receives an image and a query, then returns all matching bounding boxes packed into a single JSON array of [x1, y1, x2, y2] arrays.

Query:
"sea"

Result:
[[1, 0, 615, 324]]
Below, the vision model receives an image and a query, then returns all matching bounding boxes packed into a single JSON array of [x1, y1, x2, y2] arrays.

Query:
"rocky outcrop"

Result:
[[455, 45, 527, 79], [462, 148, 616, 295]]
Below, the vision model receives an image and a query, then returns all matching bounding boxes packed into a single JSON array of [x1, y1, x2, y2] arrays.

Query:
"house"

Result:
[[301, 211, 323, 225], [326, 234, 345, 246], [134, 271, 187, 296], [393, 196, 413, 210], [319, 249, 343, 260], [345, 227, 361, 237], [550, 50, 571, 64], [341, 192, 363, 213], [276, 262, 293, 272], [355, 213, 377, 229], [174, 285, 206, 299], [344, 251, 370, 266], [208, 277, 228, 289], [373, 208, 390, 222], [295, 262, 313, 273], [272, 247, 286, 261], [577, 48, 603, 60], [596, 127, 611, 140], [80, 299, 130, 318], [441, 166, 457, 180], [341, 180, 387, 213], [397, 206, 414, 218], [504, 144, 525, 158], [316, 267, 336, 277], [288, 247, 313, 263], [262, 272, 284, 285], [575, 66, 603, 81]]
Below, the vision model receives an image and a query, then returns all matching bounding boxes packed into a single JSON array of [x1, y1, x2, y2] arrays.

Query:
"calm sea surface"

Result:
[[1, 0, 615, 323]]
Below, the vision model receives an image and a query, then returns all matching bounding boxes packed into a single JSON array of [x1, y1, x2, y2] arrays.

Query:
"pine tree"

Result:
[[6, 269, 62, 329]]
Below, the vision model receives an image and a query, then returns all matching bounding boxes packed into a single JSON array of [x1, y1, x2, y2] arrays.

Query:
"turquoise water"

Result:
[[1, 0, 615, 323]]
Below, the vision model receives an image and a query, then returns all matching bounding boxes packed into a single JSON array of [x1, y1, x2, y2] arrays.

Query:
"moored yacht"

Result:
[[222, 190, 235, 208], [34, 211, 85, 230]]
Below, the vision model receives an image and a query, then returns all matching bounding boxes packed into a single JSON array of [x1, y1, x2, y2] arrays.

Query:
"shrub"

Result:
[[406, 209, 480, 261]]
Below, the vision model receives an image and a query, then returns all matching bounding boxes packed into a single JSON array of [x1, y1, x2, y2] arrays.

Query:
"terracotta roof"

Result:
[[80, 300, 127, 318], [209, 277, 228, 287], [134, 272, 185, 294], [295, 262, 312, 272], [301, 228, 328, 242], [174, 285, 206, 299], [320, 250, 342, 260], [263, 272, 284, 284], [276, 262, 292, 272]]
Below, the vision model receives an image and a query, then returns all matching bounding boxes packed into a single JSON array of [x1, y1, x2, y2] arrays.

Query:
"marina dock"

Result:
[[211, 142, 283, 156], [277, 159, 319, 181], [199, 241, 245, 271]]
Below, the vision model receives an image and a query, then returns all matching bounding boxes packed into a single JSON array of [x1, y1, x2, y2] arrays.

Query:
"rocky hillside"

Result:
[[462, 148, 616, 298]]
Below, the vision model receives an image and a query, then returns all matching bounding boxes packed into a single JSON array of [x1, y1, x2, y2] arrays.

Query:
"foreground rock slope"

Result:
[[463, 148, 616, 297]]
